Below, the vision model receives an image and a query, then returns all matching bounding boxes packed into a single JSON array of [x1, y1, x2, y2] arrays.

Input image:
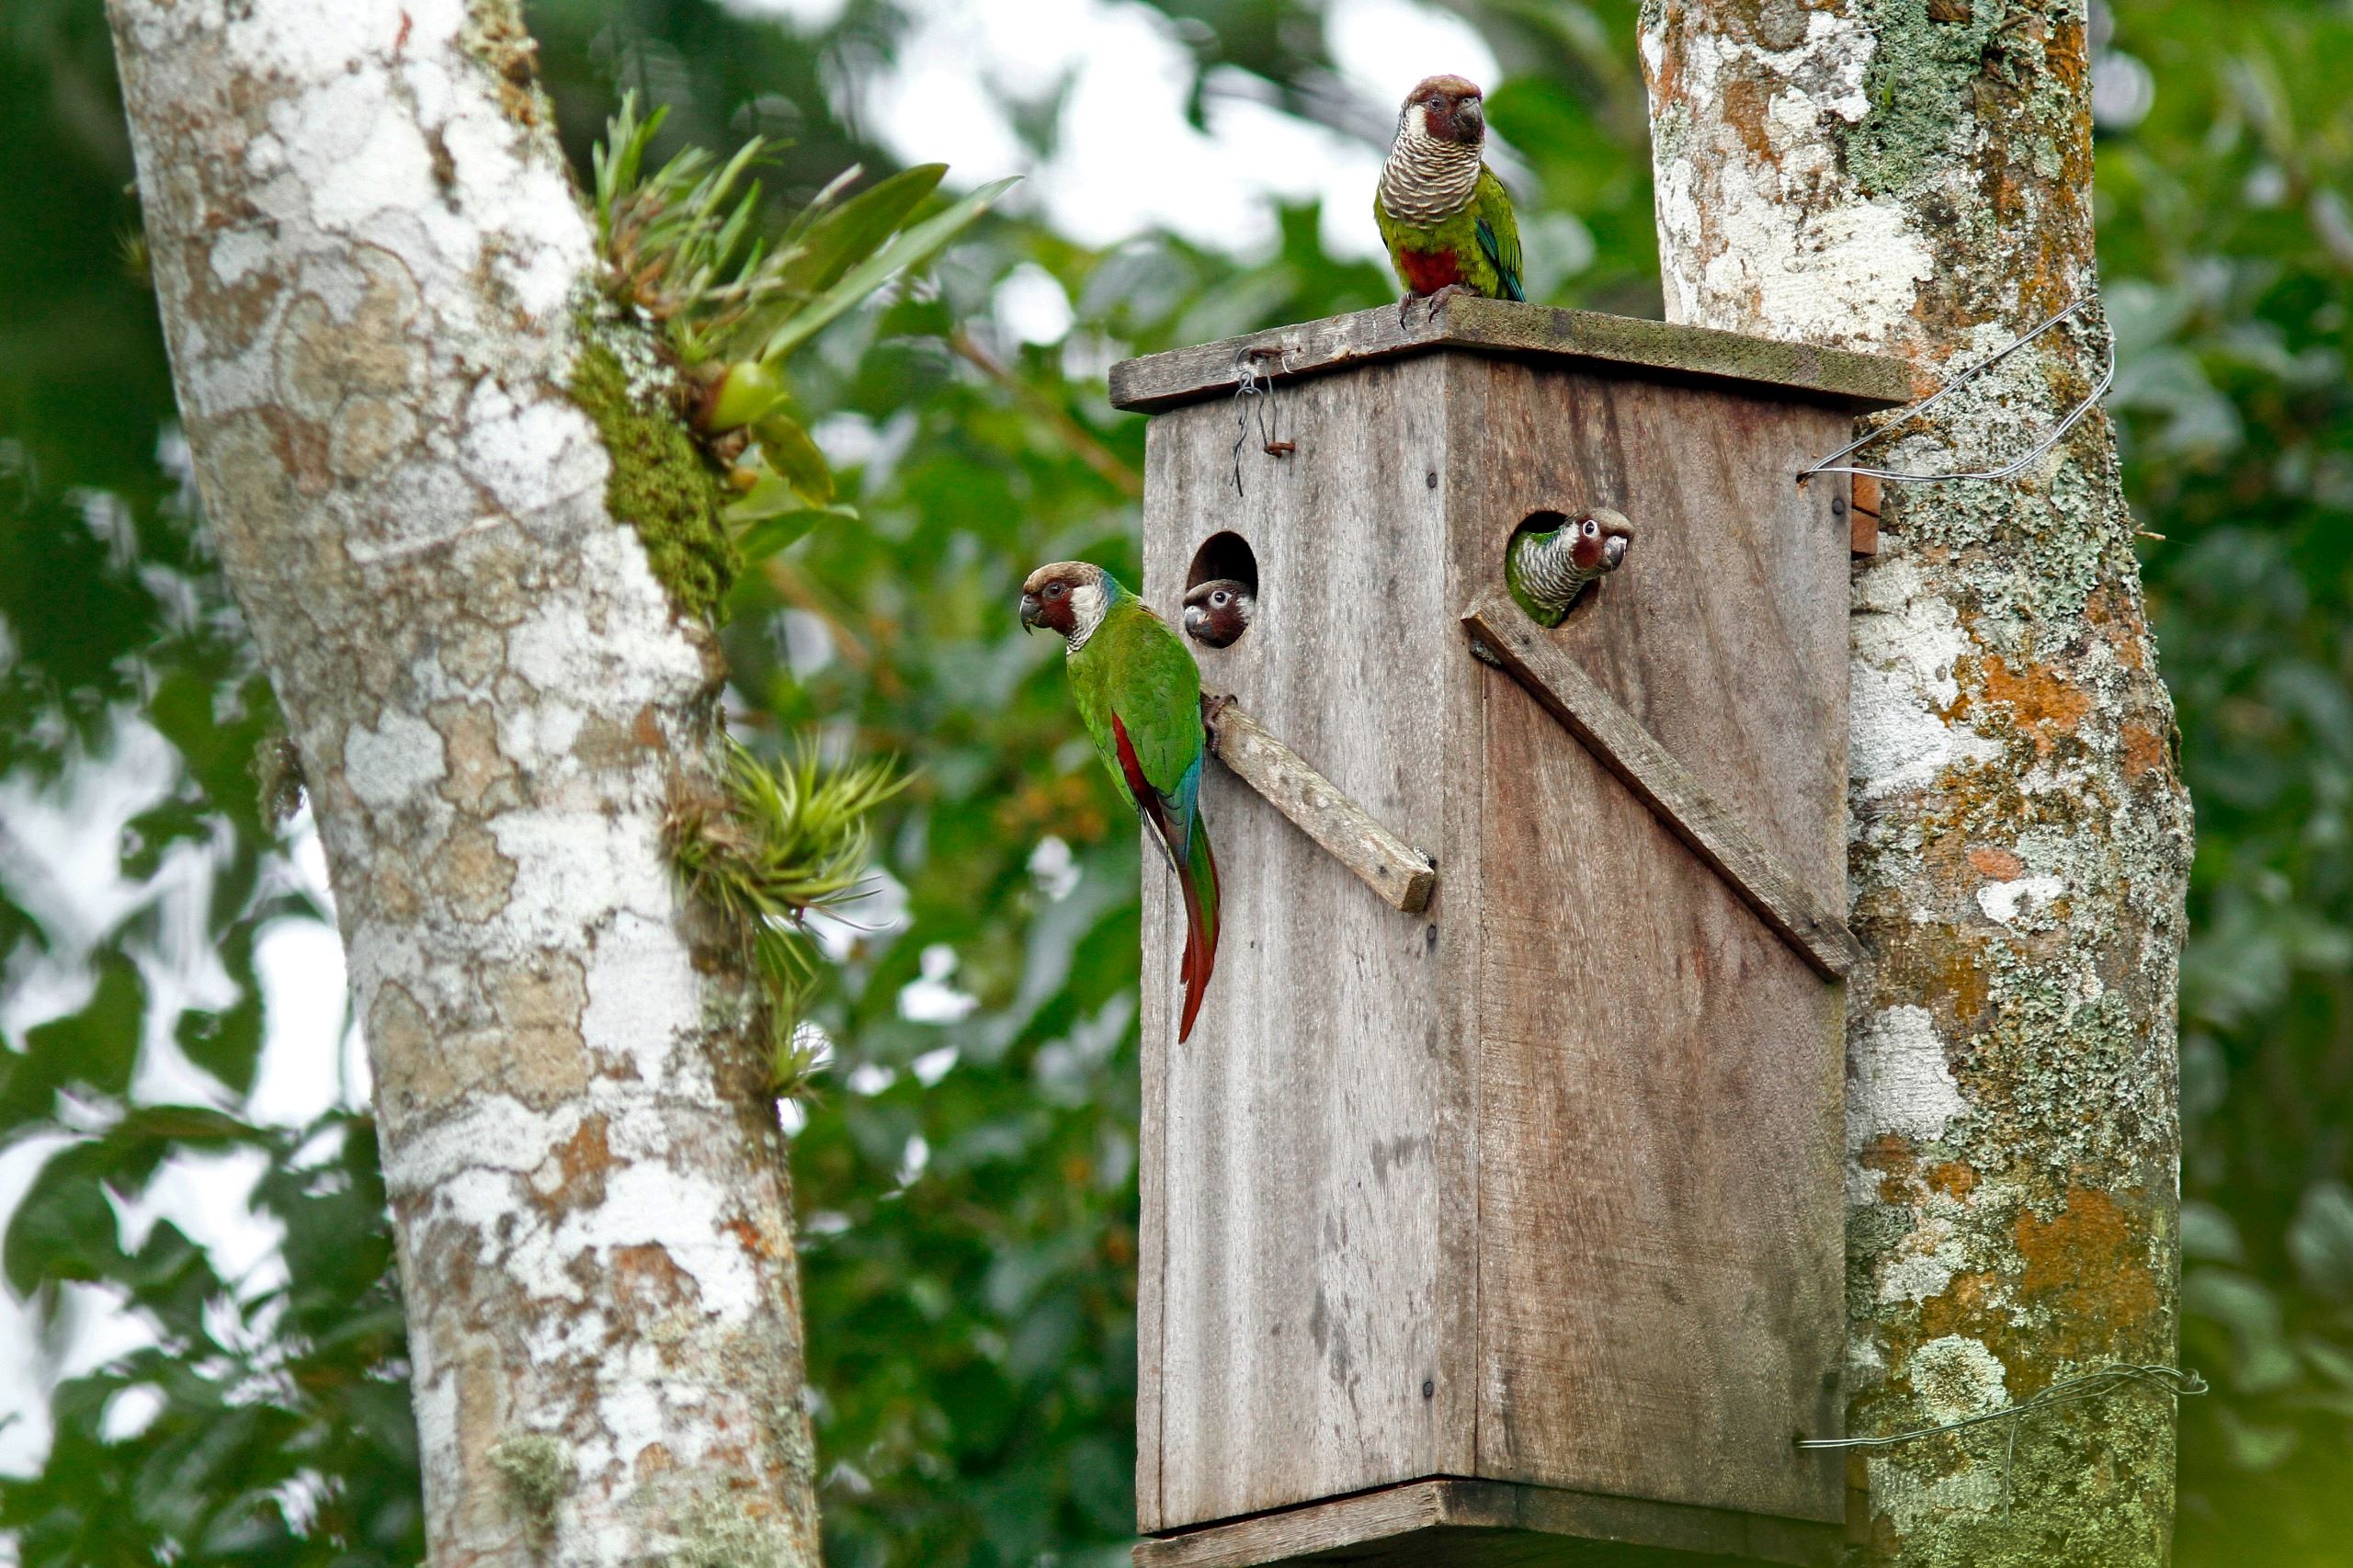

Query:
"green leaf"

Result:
[[733, 502, 859, 564], [778, 163, 949, 300], [754, 412, 835, 506], [759, 176, 1021, 367], [5, 1144, 123, 1294], [2289, 1179, 2353, 1301], [24, 953, 145, 1100]]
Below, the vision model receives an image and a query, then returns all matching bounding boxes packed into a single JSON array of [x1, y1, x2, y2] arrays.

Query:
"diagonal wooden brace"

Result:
[[1204, 696, 1437, 915], [1461, 594, 1866, 980]]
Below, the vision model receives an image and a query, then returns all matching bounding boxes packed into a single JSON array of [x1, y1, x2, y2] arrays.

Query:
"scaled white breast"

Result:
[[1380, 110, 1483, 226]]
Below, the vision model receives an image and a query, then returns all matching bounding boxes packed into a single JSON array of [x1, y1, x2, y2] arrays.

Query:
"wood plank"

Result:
[[1108, 299, 1915, 415], [1443, 360, 1848, 1527], [1133, 1479, 1842, 1568], [1847, 473, 1880, 557], [1207, 699, 1437, 915], [1461, 595, 1863, 981], [1140, 358, 1466, 1529]]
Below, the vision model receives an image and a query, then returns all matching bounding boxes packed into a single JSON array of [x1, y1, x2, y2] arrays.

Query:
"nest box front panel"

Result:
[[1138, 357, 1470, 1532], [1451, 358, 1849, 1525]]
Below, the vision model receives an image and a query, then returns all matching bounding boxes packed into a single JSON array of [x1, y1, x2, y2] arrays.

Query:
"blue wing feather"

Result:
[[1475, 216, 1525, 302]]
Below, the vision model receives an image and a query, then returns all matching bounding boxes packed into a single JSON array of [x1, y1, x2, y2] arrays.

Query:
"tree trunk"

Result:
[[1640, 0, 2192, 1561], [106, 3, 819, 1562]]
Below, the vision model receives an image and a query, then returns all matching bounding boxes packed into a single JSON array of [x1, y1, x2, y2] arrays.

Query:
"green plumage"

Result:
[[1375, 166, 1524, 302], [1063, 579, 1221, 1040], [1068, 593, 1203, 832]]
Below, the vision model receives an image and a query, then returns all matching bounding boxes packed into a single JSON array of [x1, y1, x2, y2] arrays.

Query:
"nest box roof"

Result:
[[1108, 298, 1917, 415]]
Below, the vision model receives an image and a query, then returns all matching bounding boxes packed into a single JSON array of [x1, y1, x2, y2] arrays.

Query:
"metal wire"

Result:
[[1796, 1362, 2206, 1453], [1797, 297, 2115, 484], [1231, 345, 1291, 497]]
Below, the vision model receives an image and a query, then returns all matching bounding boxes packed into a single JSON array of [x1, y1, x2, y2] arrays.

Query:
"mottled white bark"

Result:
[[1642, 0, 2191, 1562], [106, 2, 818, 1563]]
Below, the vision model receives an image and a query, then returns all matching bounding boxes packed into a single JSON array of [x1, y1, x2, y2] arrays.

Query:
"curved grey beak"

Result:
[[1019, 592, 1041, 631], [1602, 534, 1629, 572]]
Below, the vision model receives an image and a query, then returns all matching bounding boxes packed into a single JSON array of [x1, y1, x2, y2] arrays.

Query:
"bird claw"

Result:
[[1199, 691, 1234, 745]]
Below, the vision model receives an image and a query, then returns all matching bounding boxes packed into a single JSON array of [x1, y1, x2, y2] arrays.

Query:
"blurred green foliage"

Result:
[[0, 0, 2344, 1563]]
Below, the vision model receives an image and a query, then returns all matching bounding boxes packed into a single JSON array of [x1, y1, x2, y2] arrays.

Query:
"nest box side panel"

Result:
[[1449, 360, 1850, 1525], [1137, 358, 1472, 1532]]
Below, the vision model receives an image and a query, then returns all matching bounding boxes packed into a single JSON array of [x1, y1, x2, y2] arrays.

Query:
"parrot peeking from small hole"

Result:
[[1181, 579, 1255, 649], [1506, 508, 1632, 627], [1376, 74, 1524, 322], [1021, 562, 1221, 1041]]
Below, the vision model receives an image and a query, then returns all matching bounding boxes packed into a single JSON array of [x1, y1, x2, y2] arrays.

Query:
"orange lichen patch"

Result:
[[541, 1116, 614, 1212], [1927, 1160, 1979, 1199], [1966, 846, 2025, 881], [1859, 1132, 1920, 1204], [634, 1442, 676, 1482], [1859, 916, 1994, 1032], [1722, 76, 1779, 164], [1958, 655, 2092, 756], [2014, 1187, 2163, 1364], [2121, 723, 2167, 783], [608, 1243, 699, 1334], [722, 1216, 780, 1260]]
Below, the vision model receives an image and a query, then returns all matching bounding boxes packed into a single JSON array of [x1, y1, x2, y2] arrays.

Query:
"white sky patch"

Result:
[[995, 262, 1076, 345], [852, 0, 1389, 259], [898, 942, 980, 1024], [1029, 835, 1081, 901], [721, 0, 848, 28], [1324, 0, 1501, 106]]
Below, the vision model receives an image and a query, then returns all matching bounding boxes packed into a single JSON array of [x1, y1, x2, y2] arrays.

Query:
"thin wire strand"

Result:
[[1796, 1363, 2206, 1452], [1798, 297, 2114, 484], [1231, 345, 1291, 497]]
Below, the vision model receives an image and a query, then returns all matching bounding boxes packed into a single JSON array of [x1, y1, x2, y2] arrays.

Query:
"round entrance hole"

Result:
[[1182, 531, 1258, 649]]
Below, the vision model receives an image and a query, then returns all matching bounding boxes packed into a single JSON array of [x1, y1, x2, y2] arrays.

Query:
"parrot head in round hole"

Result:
[[1506, 508, 1632, 627], [1181, 578, 1256, 649], [1020, 562, 1220, 1041]]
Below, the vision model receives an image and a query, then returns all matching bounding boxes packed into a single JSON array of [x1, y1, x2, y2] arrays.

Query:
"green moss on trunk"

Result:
[[568, 327, 740, 623]]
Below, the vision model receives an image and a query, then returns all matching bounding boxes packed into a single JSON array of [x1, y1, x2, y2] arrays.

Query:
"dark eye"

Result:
[[1046, 582, 1066, 598], [1583, 519, 1599, 537], [1427, 97, 1443, 111], [1211, 591, 1229, 606]]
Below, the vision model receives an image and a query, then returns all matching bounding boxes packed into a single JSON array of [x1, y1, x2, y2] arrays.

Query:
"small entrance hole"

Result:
[[1183, 531, 1259, 649]]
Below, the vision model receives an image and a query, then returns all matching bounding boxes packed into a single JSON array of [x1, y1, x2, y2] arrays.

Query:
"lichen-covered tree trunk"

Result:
[[106, 3, 818, 1562], [1640, 0, 2192, 1562]]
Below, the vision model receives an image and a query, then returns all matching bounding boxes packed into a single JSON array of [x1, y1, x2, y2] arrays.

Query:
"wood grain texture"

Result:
[[1108, 298, 1915, 415], [1140, 356, 1470, 1530], [1445, 359, 1849, 1526], [1133, 1480, 1840, 1568], [1208, 699, 1438, 915], [1137, 324, 1856, 1550], [1461, 597, 1863, 979]]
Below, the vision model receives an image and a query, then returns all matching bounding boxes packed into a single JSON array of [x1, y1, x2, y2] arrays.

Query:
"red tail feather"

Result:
[[1176, 829, 1219, 1043]]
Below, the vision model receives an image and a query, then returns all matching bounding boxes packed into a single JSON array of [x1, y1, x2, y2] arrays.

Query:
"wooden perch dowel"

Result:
[[1205, 698, 1437, 915], [1461, 595, 1866, 980]]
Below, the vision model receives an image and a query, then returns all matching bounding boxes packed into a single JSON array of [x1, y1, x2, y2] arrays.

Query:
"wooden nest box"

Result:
[[1108, 301, 1913, 1567]]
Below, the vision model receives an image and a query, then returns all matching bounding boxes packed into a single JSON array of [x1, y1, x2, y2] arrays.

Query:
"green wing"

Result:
[[1471, 166, 1524, 302], [1070, 599, 1204, 807]]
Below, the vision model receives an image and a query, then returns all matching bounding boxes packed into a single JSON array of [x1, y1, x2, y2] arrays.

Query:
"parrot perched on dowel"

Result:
[[1506, 508, 1633, 626], [1375, 74, 1523, 319], [1021, 562, 1221, 1041]]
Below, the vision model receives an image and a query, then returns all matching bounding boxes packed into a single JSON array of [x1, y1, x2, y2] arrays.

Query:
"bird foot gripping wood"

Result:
[[1199, 690, 1235, 748]]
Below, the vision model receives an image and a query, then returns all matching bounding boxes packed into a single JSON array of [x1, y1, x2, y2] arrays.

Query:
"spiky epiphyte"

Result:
[[587, 94, 1017, 556], [668, 739, 904, 1094], [1506, 507, 1633, 626]]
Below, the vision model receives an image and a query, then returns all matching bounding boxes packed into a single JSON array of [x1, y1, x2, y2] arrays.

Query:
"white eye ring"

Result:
[[1583, 518, 1598, 537]]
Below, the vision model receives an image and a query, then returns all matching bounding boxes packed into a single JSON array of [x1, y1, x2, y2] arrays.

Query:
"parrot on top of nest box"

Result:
[[1021, 562, 1221, 1041], [1375, 74, 1523, 318], [1506, 508, 1633, 626], [1181, 578, 1255, 649]]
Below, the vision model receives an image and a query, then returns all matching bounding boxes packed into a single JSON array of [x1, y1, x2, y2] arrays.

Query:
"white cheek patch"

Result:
[[1066, 581, 1109, 653]]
